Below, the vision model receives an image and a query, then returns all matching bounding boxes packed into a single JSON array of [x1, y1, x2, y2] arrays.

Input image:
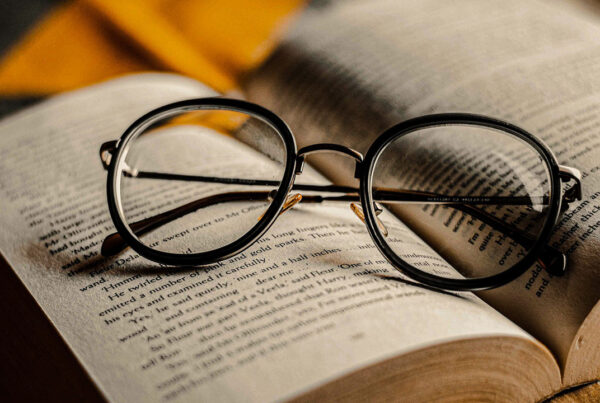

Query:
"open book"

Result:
[[0, 0, 598, 401]]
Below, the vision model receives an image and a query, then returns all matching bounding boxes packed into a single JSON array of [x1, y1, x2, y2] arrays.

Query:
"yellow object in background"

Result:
[[0, 0, 304, 96]]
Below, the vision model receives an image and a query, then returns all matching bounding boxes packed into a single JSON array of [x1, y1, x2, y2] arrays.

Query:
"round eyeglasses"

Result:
[[99, 98, 582, 291]]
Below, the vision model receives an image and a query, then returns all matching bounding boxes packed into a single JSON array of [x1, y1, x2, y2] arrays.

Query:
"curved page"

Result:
[[0, 74, 550, 401]]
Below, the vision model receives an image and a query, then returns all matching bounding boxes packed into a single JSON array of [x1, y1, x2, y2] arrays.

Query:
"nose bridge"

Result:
[[296, 143, 364, 178]]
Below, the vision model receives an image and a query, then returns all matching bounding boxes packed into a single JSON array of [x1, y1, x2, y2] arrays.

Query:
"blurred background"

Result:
[[2, 0, 600, 119], [0, 0, 305, 117]]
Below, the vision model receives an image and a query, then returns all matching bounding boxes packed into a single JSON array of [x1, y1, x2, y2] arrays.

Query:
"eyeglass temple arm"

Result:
[[100, 142, 579, 274], [101, 190, 337, 257], [558, 165, 582, 205], [101, 191, 269, 256], [101, 183, 567, 276], [99, 142, 581, 206]]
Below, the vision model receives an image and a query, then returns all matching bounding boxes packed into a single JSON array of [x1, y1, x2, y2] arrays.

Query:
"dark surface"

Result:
[[0, 254, 104, 403], [0, 0, 61, 118], [0, 96, 44, 119], [0, 0, 63, 56]]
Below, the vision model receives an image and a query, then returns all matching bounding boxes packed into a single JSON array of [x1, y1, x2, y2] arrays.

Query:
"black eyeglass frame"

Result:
[[102, 98, 575, 292], [361, 114, 563, 291]]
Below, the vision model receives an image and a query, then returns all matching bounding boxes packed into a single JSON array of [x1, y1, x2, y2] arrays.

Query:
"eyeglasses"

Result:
[[99, 98, 582, 291]]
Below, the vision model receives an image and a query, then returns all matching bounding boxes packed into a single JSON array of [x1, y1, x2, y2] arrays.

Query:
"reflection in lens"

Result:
[[370, 124, 552, 280], [116, 108, 287, 255]]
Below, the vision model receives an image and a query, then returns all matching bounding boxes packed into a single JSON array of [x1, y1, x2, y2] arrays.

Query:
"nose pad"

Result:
[[259, 193, 303, 221], [280, 193, 303, 214], [350, 203, 389, 237]]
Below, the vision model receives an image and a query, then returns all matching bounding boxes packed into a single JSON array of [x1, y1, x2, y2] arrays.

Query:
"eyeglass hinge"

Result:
[[295, 156, 306, 174], [99, 140, 118, 170], [558, 165, 582, 205], [353, 161, 363, 179]]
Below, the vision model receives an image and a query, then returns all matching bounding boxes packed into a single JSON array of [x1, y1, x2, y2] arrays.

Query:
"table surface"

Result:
[[0, 255, 104, 402]]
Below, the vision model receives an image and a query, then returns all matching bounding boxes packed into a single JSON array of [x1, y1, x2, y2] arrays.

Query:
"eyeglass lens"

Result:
[[116, 108, 288, 254], [370, 124, 552, 280]]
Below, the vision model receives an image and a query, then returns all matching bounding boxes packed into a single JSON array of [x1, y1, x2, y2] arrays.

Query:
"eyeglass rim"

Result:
[[359, 113, 563, 291], [106, 99, 563, 291], [106, 98, 298, 266]]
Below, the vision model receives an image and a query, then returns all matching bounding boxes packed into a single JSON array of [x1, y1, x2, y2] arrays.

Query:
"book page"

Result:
[[245, 0, 600, 381], [0, 74, 547, 402]]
